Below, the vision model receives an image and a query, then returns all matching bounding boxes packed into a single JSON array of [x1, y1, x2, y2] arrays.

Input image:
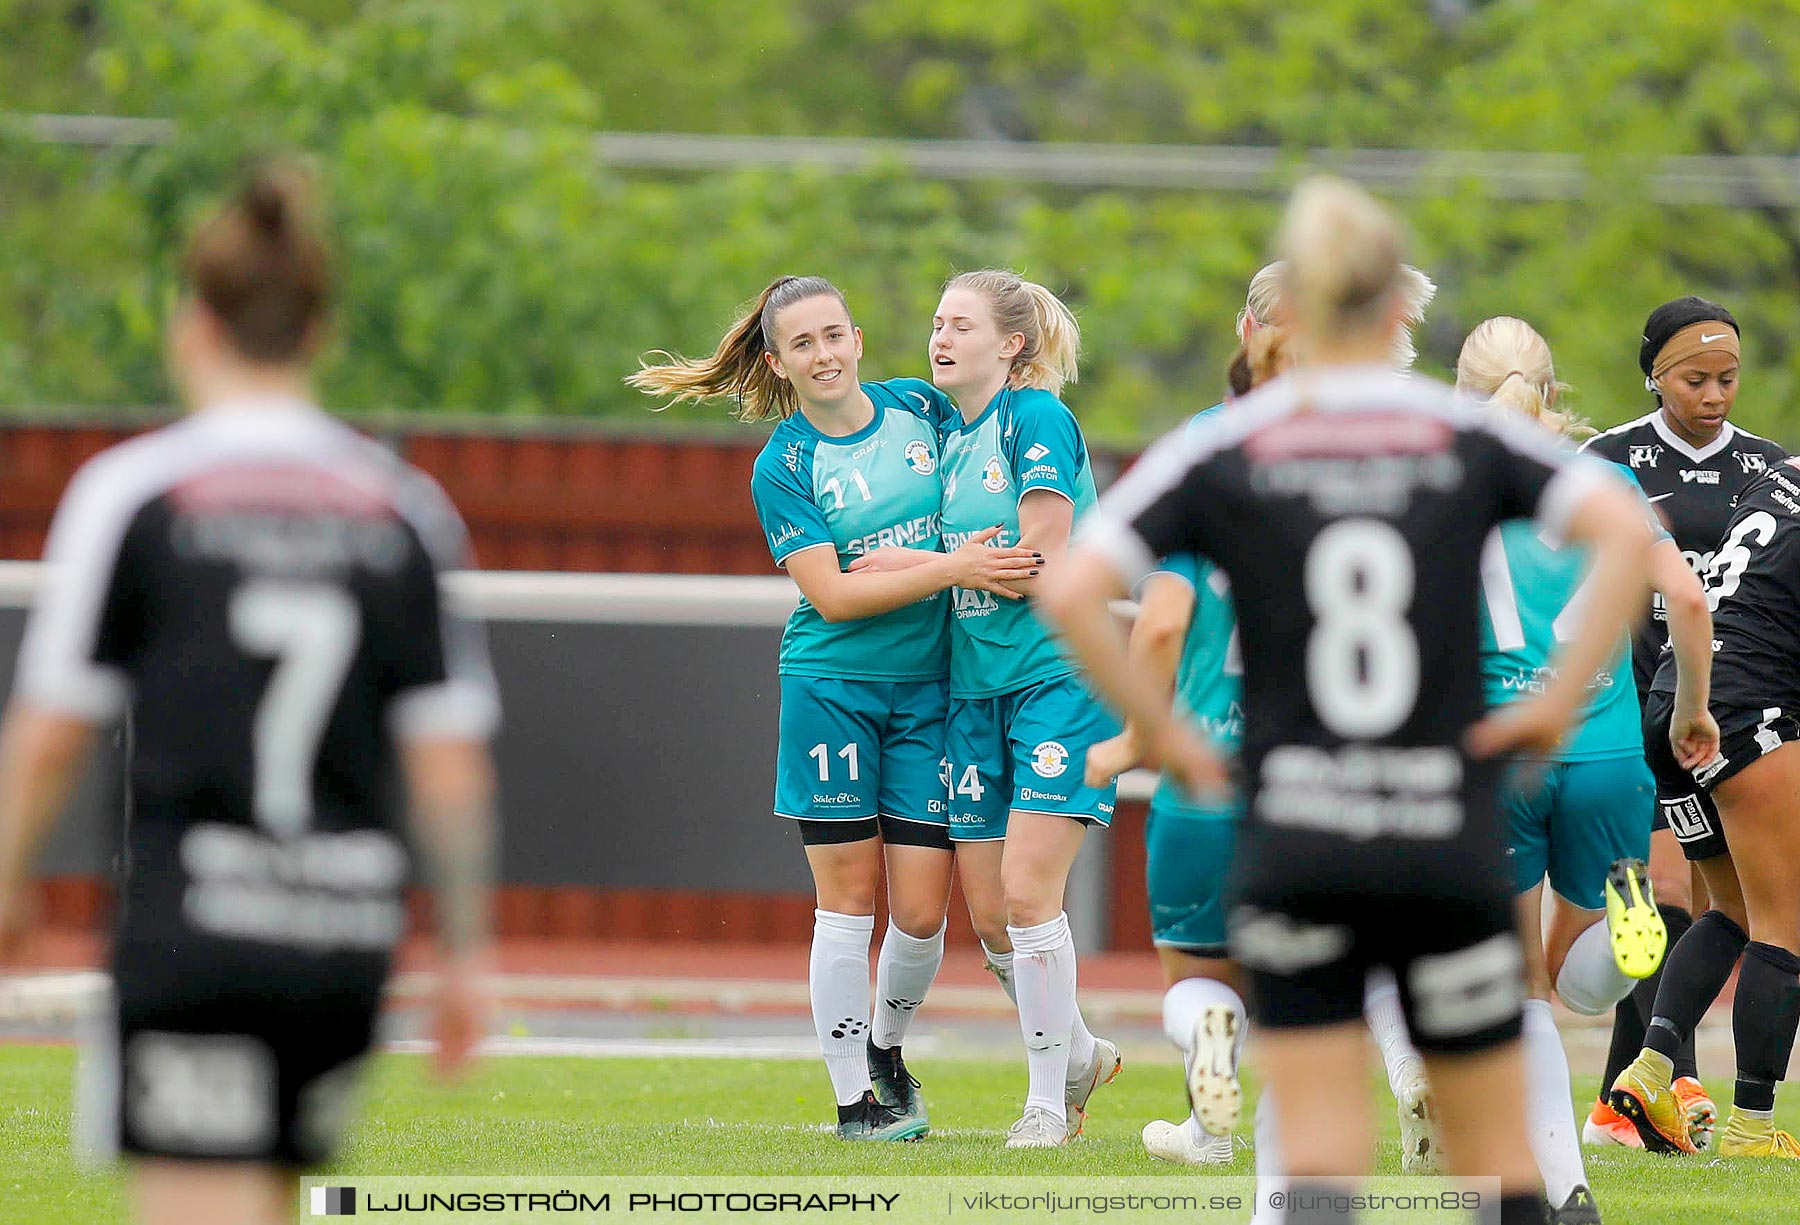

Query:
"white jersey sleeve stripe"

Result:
[[15, 461, 150, 719]]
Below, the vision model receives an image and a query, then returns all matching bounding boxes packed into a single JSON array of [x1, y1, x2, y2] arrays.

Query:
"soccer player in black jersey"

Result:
[[1607, 457, 1800, 1160], [0, 169, 499, 1225], [1579, 298, 1786, 1149], [1044, 178, 1654, 1225]]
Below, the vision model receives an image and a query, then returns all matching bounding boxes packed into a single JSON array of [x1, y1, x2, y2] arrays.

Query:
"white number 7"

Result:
[[229, 581, 361, 838]]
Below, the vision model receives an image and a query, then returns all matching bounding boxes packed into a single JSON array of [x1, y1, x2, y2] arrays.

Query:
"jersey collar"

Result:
[[1650, 410, 1736, 463], [790, 385, 883, 446]]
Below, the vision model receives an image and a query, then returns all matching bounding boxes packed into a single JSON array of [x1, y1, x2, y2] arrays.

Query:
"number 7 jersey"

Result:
[[15, 399, 499, 950]]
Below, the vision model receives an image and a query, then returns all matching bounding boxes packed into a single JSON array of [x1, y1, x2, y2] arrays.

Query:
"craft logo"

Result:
[[905, 439, 936, 475], [311, 1186, 356, 1216], [1738, 451, 1769, 475], [981, 456, 1008, 493], [1628, 444, 1663, 469], [1030, 741, 1070, 779]]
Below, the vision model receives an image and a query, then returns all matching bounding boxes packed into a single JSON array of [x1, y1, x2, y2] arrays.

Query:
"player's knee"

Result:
[[888, 900, 948, 939]]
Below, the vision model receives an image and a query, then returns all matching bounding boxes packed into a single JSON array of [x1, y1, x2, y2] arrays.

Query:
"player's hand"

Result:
[[1143, 721, 1229, 802], [1084, 730, 1141, 788], [947, 528, 1040, 598], [1464, 694, 1578, 760], [430, 952, 491, 1081], [1669, 706, 1720, 773]]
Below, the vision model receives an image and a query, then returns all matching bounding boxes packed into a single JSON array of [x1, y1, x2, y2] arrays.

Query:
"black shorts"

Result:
[[1229, 851, 1524, 1055], [86, 937, 389, 1166], [796, 815, 951, 849], [1644, 693, 1800, 862]]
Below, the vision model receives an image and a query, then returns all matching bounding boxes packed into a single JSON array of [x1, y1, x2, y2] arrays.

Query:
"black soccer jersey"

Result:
[[16, 398, 499, 954], [1082, 368, 1610, 887], [1582, 412, 1786, 695], [1651, 457, 1800, 716]]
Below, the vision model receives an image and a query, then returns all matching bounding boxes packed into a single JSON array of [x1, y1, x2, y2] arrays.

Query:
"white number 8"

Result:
[[1305, 519, 1420, 738]]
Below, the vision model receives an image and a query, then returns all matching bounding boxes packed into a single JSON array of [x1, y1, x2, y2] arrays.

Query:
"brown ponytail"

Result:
[[185, 163, 330, 364], [627, 275, 850, 423]]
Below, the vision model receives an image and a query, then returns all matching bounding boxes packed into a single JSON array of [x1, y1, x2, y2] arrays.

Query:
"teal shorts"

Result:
[[1502, 754, 1654, 910], [774, 675, 950, 834], [1146, 796, 1240, 955], [945, 673, 1121, 841]]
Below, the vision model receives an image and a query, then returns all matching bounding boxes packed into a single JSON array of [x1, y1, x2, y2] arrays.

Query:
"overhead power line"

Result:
[[14, 112, 1800, 208]]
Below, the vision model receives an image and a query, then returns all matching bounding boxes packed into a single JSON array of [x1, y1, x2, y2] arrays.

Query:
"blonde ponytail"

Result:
[[627, 275, 850, 423], [946, 269, 1080, 396], [1277, 176, 1407, 345], [1456, 316, 1585, 439]]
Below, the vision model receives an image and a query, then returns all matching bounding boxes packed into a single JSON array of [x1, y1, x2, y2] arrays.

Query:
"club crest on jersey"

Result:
[[1737, 451, 1769, 475], [1029, 740, 1070, 779], [904, 439, 936, 476], [1628, 444, 1663, 469], [982, 456, 1009, 493]]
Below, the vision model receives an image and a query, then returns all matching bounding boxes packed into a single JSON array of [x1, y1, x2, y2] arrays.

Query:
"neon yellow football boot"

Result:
[[1604, 858, 1667, 979], [1716, 1108, 1800, 1158]]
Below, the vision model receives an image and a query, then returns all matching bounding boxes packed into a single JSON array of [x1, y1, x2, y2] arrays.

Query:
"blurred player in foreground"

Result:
[[1043, 176, 1652, 1224], [0, 166, 500, 1225]]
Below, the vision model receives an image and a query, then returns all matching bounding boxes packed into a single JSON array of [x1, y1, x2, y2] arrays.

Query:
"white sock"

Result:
[[1252, 1092, 1286, 1225], [981, 940, 1020, 1005], [1555, 920, 1635, 1016], [1010, 913, 1078, 1119], [1365, 968, 1422, 1090], [873, 920, 944, 1049], [1162, 976, 1247, 1067], [1522, 997, 1587, 1204], [1069, 1000, 1098, 1076], [810, 909, 874, 1106]]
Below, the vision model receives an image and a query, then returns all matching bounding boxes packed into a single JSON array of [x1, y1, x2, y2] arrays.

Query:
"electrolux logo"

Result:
[[311, 1186, 356, 1216]]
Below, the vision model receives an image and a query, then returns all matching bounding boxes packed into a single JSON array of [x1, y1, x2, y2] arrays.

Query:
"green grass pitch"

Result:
[[3, 1045, 1795, 1222]]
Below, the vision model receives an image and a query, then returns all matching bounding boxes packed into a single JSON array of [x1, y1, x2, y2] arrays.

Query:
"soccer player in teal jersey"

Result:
[[928, 269, 1122, 1148], [857, 269, 1123, 1146], [1460, 317, 1718, 1221], [629, 276, 1039, 1141]]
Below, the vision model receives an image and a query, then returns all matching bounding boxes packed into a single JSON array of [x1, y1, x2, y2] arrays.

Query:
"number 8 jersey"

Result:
[[15, 399, 500, 954], [1081, 368, 1616, 867]]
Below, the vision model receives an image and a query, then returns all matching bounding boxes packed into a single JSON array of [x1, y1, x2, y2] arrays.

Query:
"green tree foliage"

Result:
[[3, 0, 1800, 441]]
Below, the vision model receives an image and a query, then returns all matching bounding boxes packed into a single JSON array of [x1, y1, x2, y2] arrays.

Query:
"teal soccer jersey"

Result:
[[939, 387, 1098, 698], [1478, 463, 1668, 761], [751, 378, 956, 681], [1150, 551, 1245, 814]]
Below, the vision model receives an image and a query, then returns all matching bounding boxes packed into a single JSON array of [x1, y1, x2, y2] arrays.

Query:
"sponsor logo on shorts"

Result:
[[811, 792, 861, 805], [1692, 754, 1729, 787], [904, 439, 936, 475], [1230, 906, 1351, 974], [1029, 741, 1070, 778], [1019, 787, 1069, 804], [1660, 796, 1713, 843], [981, 456, 1009, 493]]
